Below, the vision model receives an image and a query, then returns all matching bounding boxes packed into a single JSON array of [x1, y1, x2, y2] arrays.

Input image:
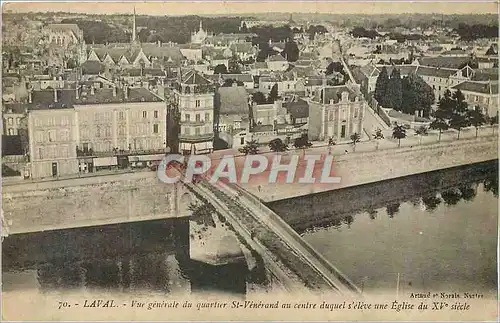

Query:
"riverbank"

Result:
[[239, 135, 497, 202]]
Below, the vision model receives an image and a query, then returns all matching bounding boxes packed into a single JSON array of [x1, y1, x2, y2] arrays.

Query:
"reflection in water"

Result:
[[292, 161, 498, 293], [3, 217, 268, 297]]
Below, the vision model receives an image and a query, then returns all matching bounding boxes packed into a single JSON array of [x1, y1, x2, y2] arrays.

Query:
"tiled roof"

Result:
[[452, 81, 498, 95], [385, 65, 419, 76], [216, 86, 249, 115]]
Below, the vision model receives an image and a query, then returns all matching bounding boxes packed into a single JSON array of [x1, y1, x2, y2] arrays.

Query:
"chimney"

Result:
[[28, 89, 32, 103], [76, 84, 79, 100], [53, 88, 58, 103], [157, 40, 161, 47], [124, 85, 129, 99], [112, 85, 117, 97]]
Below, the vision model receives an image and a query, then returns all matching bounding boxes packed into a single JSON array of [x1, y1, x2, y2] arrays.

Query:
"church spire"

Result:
[[132, 6, 137, 43]]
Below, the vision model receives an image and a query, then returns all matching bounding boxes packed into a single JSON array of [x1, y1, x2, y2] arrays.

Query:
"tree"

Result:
[[449, 89, 471, 139], [392, 123, 407, 147], [372, 128, 384, 150], [430, 89, 454, 141], [269, 138, 288, 152], [213, 64, 228, 74], [350, 132, 361, 151], [490, 115, 498, 134], [468, 108, 487, 137], [385, 68, 403, 110], [282, 40, 299, 62], [401, 73, 435, 117], [239, 140, 259, 155], [374, 66, 389, 104], [268, 83, 279, 103], [251, 91, 267, 105], [228, 58, 241, 73], [414, 126, 428, 145]]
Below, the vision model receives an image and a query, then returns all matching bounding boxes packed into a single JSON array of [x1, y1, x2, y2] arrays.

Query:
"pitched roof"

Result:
[[452, 81, 498, 95], [209, 73, 253, 83], [312, 85, 358, 104], [417, 66, 458, 78], [81, 60, 105, 75], [216, 86, 249, 115], [181, 70, 212, 85], [485, 43, 498, 56], [253, 62, 268, 69], [268, 54, 287, 62], [230, 42, 254, 53], [472, 68, 499, 82], [285, 97, 309, 119], [47, 23, 81, 35], [417, 56, 470, 69]]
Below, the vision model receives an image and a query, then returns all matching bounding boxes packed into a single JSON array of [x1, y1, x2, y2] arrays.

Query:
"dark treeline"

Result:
[[61, 19, 130, 44], [62, 16, 243, 44], [453, 23, 499, 41]]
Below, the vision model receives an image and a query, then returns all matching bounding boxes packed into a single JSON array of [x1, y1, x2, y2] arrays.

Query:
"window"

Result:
[[196, 100, 200, 107], [354, 108, 358, 118], [7, 128, 14, 135], [38, 148, 43, 160], [142, 111, 147, 118], [7, 117, 13, 125], [16, 117, 21, 124], [195, 127, 200, 135], [153, 124, 159, 134], [154, 110, 158, 118], [185, 114, 190, 122], [119, 111, 125, 120], [96, 126, 101, 137], [475, 96, 478, 102], [196, 114, 201, 122], [438, 86, 441, 91], [118, 125, 125, 136], [48, 130, 55, 142], [240, 137, 245, 145], [205, 113, 210, 122], [185, 127, 191, 135]]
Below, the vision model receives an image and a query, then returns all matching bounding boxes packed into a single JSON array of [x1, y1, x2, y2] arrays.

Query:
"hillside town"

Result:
[[2, 9, 498, 180]]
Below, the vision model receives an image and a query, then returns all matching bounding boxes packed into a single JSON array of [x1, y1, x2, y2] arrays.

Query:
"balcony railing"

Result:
[[178, 133, 214, 142], [76, 148, 167, 158]]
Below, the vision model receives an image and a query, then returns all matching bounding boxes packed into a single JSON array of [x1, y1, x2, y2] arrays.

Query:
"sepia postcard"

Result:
[[1, 1, 498, 321]]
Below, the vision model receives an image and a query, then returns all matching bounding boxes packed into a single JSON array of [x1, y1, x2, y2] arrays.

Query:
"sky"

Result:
[[3, 1, 498, 16]]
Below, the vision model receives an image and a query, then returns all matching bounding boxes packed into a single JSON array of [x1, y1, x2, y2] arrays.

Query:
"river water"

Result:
[[268, 160, 498, 295], [2, 161, 498, 297]]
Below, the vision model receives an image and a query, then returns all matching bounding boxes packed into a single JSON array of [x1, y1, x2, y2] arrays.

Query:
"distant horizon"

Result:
[[4, 1, 498, 16]]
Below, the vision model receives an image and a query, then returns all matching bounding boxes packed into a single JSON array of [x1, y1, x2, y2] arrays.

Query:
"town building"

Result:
[[26, 85, 167, 179], [173, 70, 215, 154], [308, 85, 366, 142]]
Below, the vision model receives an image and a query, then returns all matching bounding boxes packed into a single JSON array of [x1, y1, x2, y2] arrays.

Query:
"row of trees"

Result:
[[429, 89, 497, 140], [374, 68, 434, 118], [238, 134, 312, 155], [251, 85, 279, 105]]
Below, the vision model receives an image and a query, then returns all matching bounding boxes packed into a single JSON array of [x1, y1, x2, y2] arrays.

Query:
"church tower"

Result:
[[132, 6, 137, 43]]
